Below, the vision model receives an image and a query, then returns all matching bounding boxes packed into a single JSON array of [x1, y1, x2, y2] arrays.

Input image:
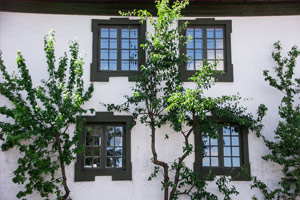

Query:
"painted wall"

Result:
[[1, 12, 300, 200]]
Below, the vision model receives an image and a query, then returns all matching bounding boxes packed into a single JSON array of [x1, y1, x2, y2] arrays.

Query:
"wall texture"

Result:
[[1, 12, 300, 200]]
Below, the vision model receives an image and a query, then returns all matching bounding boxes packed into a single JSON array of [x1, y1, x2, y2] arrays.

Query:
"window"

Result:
[[75, 112, 132, 181], [91, 18, 146, 82], [179, 18, 233, 82], [194, 118, 250, 181]]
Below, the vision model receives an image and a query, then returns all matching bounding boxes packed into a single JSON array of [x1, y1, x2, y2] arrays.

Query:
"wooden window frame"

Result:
[[179, 18, 233, 82], [75, 112, 133, 181], [90, 18, 146, 82]]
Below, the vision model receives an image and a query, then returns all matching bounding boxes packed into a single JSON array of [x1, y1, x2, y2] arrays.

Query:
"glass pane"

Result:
[[130, 39, 138, 49], [122, 50, 129, 60], [204, 147, 210, 156], [216, 61, 224, 71], [224, 157, 231, 167], [187, 50, 194, 60], [84, 158, 92, 168], [207, 28, 215, 38], [110, 39, 117, 49], [207, 50, 215, 59], [101, 28, 109, 38], [211, 157, 219, 167], [93, 136, 100, 146], [115, 147, 123, 156], [211, 138, 218, 146], [232, 137, 239, 146], [107, 136, 114, 146], [122, 61, 129, 71], [86, 136, 93, 146], [100, 61, 108, 70], [187, 61, 194, 70], [106, 157, 115, 168], [231, 127, 239, 135], [93, 147, 101, 156], [107, 126, 114, 136], [223, 136, 231, 146], [86, 147, 93, 156], [186, 28, 194, 37], [109, 28, 117, 38], [195, 28, 202, 38], [195, 60, 203, 70], [211, 147, 218, 156], [94, 126, 102, 136], [115, 126, 123, 136], [224, 147, 231, 156], [86, 126, 93, 136], [202, 136, 209, 145], [101, 39, 109, 48], [106, 147, 114, 156], [130, 50, 138, 60], [223, 126, 230, 135], [232, 147, 240, 156], [116, 158, 123, 168], [115, 137, 123, 146], [233, 157, 240, 167], [215, 28, 223, 38], [101, 50, 108, 59], [216, 50, 224, 60], [109, 50, 117, 59], [122, 29, 129, 38], [202, 157, 210, 167], [93, 158, 101, 168], [195, 39, 202, 49], [207, 39, 215, 49], [195, 50, 203, 59], [109, 61, 117, 71], [122, 39, 129, 49], [130, 29, 138, 38], [130, 61, 138, 71], [216, 39, 223, 49], [187, 39, 194, 49]]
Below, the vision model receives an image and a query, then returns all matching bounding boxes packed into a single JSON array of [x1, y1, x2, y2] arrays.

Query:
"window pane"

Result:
[[195, 39, 202, 49], [86, 126, 93, 136], [187, 50, 194, 60], [93, 147, 101, 156], [93, 136, 100, 146], [224, 147, 231, 156], [211, 147, 218, 156], [232, 158, 240, 167], [109, 61, 117, 71], [107, 157, 115, 168], [101, 50, 108, 59], [130, 39, 138, 49], [122, 29, 129, 38], [204, 147, 210, 156], [130, 50, 138, 60], [130, 61, 138, 71], [122, 61, 129, 71], [101, 39, 109, 48], [202, 157, 210, 167], [216, 61, 224, 71], [211, 157, 218, 167], [207, 28, 215, 38], [107, 126, 114, 136], [232, 147, 240, 156], [186, 28, 194, 37], [122, 39, 129, 49], [130, 29, 138, 38], [216, 39, 223, 49], [115, 137, 123, 146], [116, 158, 123, 168], [109, 50, 117, 59], [86, 137, 93, 146], [86, 147, 93, 156], [207, 50, 215, 59], [210, 138, 218, 146], [106, 147, 114, 156], [122, 50, 129, 60], [85, 158, 92, 168], [109, 28, 117, 38], [93, 158, 101, 168], [203, 136, 209, 145], [110, 39, 117, 49], [223, 126, 230, 135], [215, 28, 223, 38], [232, 137, 239, 146], [224, 157, 231, 167], [187, 39, 194, 49], [187, 61, 194, 70], [115, 126, 123, 136], [101, 28, 109, 38], [207, 39, 215, 49], [100, 61, 108, 70], [94, 126, 102, 136], [223, 136, 231, 146], [115, 147, 123, 156], [231, 127, 239, 135], [195, 28, 202, 38], [216, 50, 224, 60], [107, 136, 114, 146], [195, 60, 203, 70]]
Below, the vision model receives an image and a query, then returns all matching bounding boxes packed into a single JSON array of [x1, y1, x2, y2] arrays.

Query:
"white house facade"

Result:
[[1, 0, 300, 199]]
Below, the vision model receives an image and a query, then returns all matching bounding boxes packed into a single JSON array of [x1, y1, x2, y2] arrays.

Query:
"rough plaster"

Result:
[[1, 12, 300, 199]]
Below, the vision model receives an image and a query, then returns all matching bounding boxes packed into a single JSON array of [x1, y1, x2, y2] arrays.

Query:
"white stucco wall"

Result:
[[0, 11, 300, 200]]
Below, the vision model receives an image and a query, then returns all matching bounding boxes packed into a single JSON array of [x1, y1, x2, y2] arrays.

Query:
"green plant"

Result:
[[0, 31, 94, 200], [249, 41, 300, 200]]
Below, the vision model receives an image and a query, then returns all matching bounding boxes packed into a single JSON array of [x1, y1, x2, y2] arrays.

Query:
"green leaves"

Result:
[[0, 30, 93, 199]]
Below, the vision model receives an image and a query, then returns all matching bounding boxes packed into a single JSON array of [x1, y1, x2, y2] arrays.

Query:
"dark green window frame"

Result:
[[179, 18, 233, 82], [75, 112, 133, 181], [91, 18, 146, 82], [194, 117, 251, 181]]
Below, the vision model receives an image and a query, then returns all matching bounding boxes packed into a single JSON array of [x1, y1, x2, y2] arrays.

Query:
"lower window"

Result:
[[194, 119, 251, 180], [75, 112, 132, 181]]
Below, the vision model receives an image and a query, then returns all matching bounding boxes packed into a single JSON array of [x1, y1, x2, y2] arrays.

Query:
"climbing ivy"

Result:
[[0, 31, 94, 199]]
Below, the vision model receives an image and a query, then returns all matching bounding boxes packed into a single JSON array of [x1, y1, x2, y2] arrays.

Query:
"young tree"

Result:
[[106, 0, 265, 199], [0, 31, 94, 199], [248, 42, 300, 200]]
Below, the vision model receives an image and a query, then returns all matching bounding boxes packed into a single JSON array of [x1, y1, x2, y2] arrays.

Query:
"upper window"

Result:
[[91, 18, 146, 82], [179, 18, 233, 82], [75, 112, 132, 181], [194, 118, 250, 181]]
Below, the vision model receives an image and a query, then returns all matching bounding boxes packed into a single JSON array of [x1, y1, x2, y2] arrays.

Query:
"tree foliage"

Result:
[[0, 31, 94, 199]]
